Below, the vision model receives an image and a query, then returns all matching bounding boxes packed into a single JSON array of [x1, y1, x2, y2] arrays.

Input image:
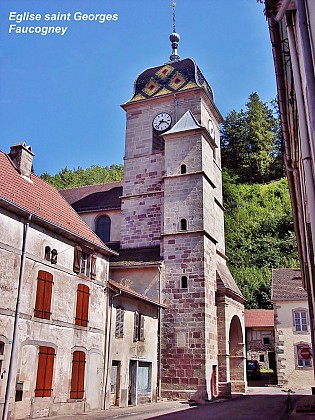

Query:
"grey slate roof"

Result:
[[60, 181, 123, 212], [216, 262, 243, 298], [272, 268, 307, 301], [163, 110, 201, 135]]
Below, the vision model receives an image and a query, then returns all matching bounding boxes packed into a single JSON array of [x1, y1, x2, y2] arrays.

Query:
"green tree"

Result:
[[223, 171, 299, 308], [221, 92, 283, 183], [41, 164, 124, 189]]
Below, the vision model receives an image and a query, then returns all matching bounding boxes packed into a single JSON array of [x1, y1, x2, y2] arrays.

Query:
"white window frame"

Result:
[[292, 308, 308, 333]]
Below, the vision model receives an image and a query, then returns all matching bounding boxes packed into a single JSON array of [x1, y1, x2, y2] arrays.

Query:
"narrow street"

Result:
[[50, 387, 312, 420]]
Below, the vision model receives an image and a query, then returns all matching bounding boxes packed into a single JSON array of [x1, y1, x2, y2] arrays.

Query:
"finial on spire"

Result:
[[170, 2, 180, 62]]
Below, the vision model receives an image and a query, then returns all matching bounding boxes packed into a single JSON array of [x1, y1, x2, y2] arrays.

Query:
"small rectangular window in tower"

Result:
[[181, 276, 188, 289]]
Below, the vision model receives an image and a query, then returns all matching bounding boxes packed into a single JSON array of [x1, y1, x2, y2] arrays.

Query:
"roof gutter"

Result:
[[0, 196, 118, 257]]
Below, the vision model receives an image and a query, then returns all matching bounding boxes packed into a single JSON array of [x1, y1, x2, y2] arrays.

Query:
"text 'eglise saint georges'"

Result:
[[8, 11, 119, 36]]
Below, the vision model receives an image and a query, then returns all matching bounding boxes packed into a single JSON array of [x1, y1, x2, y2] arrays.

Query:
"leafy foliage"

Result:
[[221, 92, 284, 183], [41, 164, 124, 189], [223, 171, 299, 308]]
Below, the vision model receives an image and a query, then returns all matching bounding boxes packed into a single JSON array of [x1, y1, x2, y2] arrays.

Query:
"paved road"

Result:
[[51, 387, 312, 420]]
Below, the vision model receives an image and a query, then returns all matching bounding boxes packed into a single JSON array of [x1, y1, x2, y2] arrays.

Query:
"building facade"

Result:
[[272, 268, 314, 388], [245, 310, 275, 371], [62, 40, 246, 399], [264, 0, 315, 361], [0, 144, 116, 419]]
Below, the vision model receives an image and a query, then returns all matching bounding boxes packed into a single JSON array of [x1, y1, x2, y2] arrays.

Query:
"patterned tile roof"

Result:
[[60, 181, 123, 212], [272, 268, 307, 301], [128, 58, 214, 103], [245, 309, 274, 328], [0, 150, 115, 255]]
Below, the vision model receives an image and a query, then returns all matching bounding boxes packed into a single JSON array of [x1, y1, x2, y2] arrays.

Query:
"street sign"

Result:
[[300, 348, 311, 359]]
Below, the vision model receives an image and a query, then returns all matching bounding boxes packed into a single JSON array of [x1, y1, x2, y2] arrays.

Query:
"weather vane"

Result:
[[170, 2, 180, 62], [172, 2, 176, 33]]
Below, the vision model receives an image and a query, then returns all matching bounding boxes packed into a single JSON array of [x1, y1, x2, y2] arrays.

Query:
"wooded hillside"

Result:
[[42, 93, 298, 308]]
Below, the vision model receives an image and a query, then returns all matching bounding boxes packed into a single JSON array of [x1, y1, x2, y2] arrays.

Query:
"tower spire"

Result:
[[169, 2, 180, 62]]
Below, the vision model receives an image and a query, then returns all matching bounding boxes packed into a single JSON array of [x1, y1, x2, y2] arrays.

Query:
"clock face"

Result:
[[153, 112, 172, 132], [208, 118, 215, 139]]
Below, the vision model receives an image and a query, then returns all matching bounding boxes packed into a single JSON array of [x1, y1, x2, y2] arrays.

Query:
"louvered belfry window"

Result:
[[34, 271, 53, 319], [35, 346, 55, 397], [115, 307, 125, 338], [70, 351, 86, 399], [75, 284, 90, 327]]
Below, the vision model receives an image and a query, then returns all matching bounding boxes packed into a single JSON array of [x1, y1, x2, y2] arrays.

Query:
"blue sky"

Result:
[[0, 0, 276, 175]]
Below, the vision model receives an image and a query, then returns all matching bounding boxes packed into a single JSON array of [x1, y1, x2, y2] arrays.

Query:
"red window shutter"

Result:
[[34, 271, 53, 319], [70, 351, 86, 399], [75, 284, 90, 327], [35, 346, 55, 397], [73, 246, 82, 274]]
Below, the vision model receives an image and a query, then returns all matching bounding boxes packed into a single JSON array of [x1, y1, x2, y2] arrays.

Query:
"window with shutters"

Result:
[[293, 309, 308, 332], [70, 351, 86, 399], [73, 246, 97, 280], [35, 346, 55, 397], [133, 312, 144, 342], [115, 307, 125, 338], [96, 216, 111, 242], [34, 271, 53, 320], [75, 284, 90, 327]]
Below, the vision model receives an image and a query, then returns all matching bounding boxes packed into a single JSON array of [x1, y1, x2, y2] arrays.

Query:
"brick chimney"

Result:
[[9, 142, 35, 178]]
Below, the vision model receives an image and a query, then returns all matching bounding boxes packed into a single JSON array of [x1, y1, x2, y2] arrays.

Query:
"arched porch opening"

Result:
[[229, 315, 246, 392]]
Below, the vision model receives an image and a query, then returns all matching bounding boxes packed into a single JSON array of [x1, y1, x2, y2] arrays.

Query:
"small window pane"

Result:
[[96, 216, 111, 242], [138, 362, 151, 392]]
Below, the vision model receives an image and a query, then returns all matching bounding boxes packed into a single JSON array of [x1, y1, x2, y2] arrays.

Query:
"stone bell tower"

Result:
[[119, 9, 245, 399]]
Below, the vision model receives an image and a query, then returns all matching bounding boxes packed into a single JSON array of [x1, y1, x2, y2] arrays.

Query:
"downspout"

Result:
[[157, 264, 162, 400], [296, 0, 315, 164], [2, 215, 31, 420], [286, 11, 315, 361], [102, 284, 110, 410], [274, 0, 292, 22], [103, 289, 121, 409]]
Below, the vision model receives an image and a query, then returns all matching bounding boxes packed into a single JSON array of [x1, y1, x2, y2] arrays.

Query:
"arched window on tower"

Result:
[[96, 215, 111, 242], [181, 164, 187, 174], [181, 276, 188, 289], [180, 218, 187, 231]]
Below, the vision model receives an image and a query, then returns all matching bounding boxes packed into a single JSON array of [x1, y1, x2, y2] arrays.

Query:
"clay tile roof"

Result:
[[245, 309, 274, 328], [0, 151, 116, 255], [108, 279, 167, 308], [60, 181, 123, 212], [272, 268, 307, 301]]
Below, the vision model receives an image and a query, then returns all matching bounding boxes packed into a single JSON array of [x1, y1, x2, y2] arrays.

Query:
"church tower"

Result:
[[119, 8, 246, 399]]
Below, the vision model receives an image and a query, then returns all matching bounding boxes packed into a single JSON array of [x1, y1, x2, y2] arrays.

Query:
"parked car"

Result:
[[246, 360, 261, 379]]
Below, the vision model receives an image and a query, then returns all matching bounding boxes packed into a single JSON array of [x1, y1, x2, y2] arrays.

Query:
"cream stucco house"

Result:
[[0, 143, 117, 419], [272, 268, 314, 389]]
